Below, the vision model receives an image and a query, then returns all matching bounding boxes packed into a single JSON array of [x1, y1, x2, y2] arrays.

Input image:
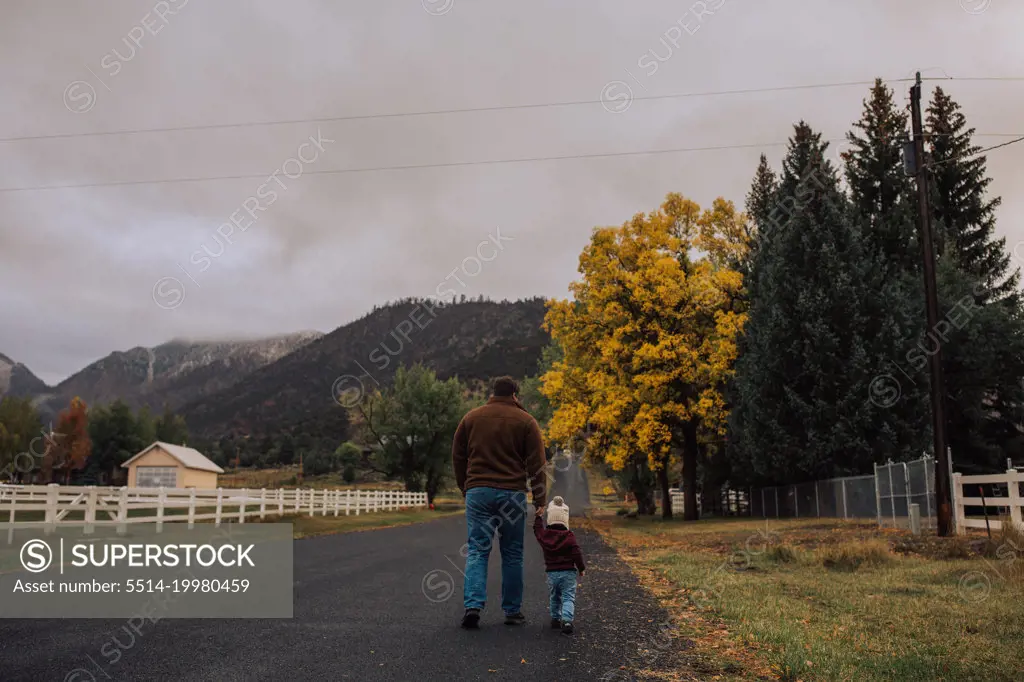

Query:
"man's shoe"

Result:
[[561, 621, 574, 635], [550, 617, 561, 629], [461, 609, 481, 629], [504, 612, 526, 625]]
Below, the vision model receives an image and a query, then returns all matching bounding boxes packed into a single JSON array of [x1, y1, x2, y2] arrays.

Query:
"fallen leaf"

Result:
[[521, 658, 527, 664]]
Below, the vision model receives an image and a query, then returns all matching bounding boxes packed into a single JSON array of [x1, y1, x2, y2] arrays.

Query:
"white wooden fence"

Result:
[[952, 470, 1023, 534], [0, 484, 428, 537]]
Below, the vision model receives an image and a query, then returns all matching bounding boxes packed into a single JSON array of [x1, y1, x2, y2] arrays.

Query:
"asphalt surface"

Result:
[[0, 515, 694, 681]]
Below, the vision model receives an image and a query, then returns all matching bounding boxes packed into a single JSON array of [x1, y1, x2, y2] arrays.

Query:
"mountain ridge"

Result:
[[0, 353, 50, 400], [180, 297, 550, 443], [28, 331, 323, 418]]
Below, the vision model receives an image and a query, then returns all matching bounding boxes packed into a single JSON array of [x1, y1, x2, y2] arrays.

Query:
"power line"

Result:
[[0, 142, 787, 193], [2, 76, 1020, 144], [925, 135, 1024, 170], [3, 134, 1021, 194]]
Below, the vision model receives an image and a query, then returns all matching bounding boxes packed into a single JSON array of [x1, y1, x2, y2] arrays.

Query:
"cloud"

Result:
[[1, 0, 1022, 382]]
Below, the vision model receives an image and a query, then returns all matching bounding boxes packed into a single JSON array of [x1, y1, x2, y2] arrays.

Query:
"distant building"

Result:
[[121, 442, 225, 489]]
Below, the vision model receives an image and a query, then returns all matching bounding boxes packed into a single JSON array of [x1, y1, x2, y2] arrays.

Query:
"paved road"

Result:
[[0, 515, 691, 681]]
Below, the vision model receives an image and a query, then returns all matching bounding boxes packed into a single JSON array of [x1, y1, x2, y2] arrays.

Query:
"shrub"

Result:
[[342, 465, 356, 483], [817, 540, 894, 571]]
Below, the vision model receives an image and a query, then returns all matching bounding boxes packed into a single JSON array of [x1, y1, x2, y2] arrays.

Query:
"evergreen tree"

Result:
[[922, 87, 1024, 470], [730, 122, 917, 484], [927, 87, 1020, 302], [277, 434, 296, 466], [154, 405, 189, 445], [844, 79, 920, 275], [0, 397, 42, 482], [842, 80, 932, 461], [925, 260, 1024, 471], [741, 154, 777, 280], [88, 400, 151, 485]]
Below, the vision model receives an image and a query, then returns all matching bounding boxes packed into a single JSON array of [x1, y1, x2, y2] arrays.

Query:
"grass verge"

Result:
[[263, 508, 463, 539], [585, 513, 1024, 681]]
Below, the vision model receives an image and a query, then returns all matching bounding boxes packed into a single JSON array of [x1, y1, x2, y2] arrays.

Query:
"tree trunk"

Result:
[[682, 421, 700, 521], [631, 458, 657, 515], [636, 490, 657, 515], [658, 465, 672, 519]]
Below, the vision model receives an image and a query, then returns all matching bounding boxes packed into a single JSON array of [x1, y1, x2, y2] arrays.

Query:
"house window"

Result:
[[136, 466, 178, 488]]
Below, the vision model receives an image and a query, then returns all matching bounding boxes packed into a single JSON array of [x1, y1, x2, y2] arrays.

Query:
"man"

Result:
[[452, 376, 547, 629]]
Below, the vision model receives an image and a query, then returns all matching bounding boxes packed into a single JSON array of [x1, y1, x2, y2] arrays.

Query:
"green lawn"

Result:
[[588, 514, 1023, 681]]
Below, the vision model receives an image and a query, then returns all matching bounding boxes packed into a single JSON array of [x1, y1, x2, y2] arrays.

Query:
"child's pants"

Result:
[[546, 570, 577, 622]]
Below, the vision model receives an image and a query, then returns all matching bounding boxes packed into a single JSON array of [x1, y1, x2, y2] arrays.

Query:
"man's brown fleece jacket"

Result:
[[451, 395, 548, 508]]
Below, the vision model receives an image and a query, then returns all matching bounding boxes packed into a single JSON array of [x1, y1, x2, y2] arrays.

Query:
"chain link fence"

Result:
[[875, 456, 937, 530], [747, 456, 936, 529]]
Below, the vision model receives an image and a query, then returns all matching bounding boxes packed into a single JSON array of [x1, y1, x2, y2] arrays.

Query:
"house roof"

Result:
[[121, 442, 225, 474]]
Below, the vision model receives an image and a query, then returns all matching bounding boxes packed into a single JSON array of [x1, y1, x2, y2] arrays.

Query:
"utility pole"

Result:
[[909, 72, 953, 536]]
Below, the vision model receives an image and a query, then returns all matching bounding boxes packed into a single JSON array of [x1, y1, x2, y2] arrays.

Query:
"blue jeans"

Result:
[[463, 487, 528, 614], [546, 570, 577, 622]]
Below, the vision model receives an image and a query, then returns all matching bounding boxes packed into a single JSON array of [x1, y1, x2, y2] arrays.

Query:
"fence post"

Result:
[[952, 473, 965, 535], [215, 487, 223, 528], [346, 489, 352, 516], [356, 490, 361, 516], [188, 488, 196, 529], [239, 488, 248, 524], [873, 463, 882, 527], [903, 462, 913, 530], [8, 487, 17, 543], [278, 489, 284, 517], [888, 462, 896, 527], [923, 456, 933, 526], [44, 484, 59, 535], [117, 486, 129, 535], [156, 486, 166, 533], [322, 489, 328, 517], [294, 488, 300, 513], [84, 486, 97, 535], [260, 488, 267, 520], [841, 478, 849, 520], [334, 490, 340, 517], [1007, 469, 1022, 530], [308, 489, 315, 518]]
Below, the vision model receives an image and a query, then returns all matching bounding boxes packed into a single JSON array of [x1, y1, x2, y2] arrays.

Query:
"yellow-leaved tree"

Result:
[[542, 194, 748, 520]]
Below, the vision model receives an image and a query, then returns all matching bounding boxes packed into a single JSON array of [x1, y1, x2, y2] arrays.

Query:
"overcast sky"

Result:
[[1, 0, 1022, 384]]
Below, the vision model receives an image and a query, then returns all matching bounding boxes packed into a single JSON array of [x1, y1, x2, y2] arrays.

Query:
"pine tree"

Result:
[[743, 154, 778, 279], [923, 87, 1024, 470], [842, 80, 932, 462], [844, 79, 920, 275], [927, 87, 1020, 302], [730, 122, 920, 484]]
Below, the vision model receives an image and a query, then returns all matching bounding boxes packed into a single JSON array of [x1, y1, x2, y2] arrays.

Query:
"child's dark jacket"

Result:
[[533, 516, 586, 573]]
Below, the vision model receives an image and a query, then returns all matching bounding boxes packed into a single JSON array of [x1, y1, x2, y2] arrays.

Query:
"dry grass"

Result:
[[585, 513, 1024, 681], [218, 467, 414, 490], [816, 540, 894, 571], [252, 508, 463, 539]]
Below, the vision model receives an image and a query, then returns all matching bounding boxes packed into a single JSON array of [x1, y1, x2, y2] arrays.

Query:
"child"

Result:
[[533, 496, 586, 635]]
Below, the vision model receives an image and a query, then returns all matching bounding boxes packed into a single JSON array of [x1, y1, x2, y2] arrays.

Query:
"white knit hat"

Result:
[[547, 496, 570, 528]]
